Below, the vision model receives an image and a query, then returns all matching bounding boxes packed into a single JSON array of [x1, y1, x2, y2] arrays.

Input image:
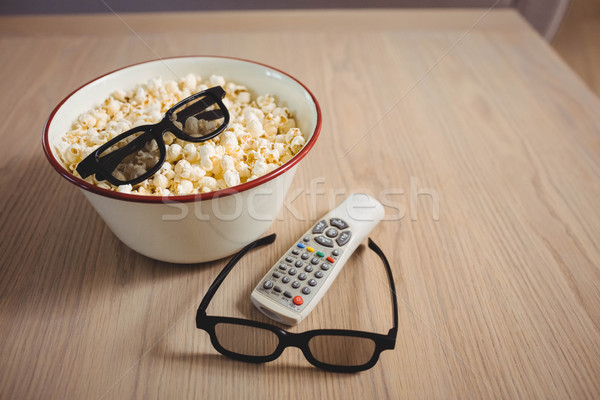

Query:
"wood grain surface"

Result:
[[1, 9, 599, 400]]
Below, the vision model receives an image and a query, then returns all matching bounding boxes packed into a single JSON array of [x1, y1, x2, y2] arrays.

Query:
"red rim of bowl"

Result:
[[42, 56, 322, 204]]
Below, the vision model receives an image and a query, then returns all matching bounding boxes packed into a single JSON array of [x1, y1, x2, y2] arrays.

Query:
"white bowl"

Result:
[[43, 56, 321, 263]]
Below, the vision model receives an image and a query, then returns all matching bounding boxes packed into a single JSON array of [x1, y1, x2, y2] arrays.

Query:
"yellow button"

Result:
[[307, 247, 315, 252]]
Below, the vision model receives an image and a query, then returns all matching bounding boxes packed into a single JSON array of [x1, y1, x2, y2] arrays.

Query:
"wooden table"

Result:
[[1, 9, 599, 399]]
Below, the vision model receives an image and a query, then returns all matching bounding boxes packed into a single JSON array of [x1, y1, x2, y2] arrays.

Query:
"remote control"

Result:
[[251, 193, 385, 325]]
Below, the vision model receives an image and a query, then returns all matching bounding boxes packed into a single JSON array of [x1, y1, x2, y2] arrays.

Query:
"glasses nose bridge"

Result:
[[278, 331, 307, 351], [153, 117, 172, 135]]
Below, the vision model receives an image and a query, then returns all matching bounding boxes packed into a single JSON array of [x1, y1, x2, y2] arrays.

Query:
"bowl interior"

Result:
[[46, 57, 319, 165]]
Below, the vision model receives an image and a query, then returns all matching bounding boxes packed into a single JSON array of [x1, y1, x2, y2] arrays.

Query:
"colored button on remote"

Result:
[[326, 256, 334, 263], [297, 243, 305, 248], [316, 251, 325, 257], [293, 296, 303, 305], [307, 247, 315, 252]]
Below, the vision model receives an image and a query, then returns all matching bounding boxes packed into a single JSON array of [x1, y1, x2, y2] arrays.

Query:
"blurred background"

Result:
[[1, 0, 598, 94]]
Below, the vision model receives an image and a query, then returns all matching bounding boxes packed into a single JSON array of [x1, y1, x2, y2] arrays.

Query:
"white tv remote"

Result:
[[251, 193, 385, 325]]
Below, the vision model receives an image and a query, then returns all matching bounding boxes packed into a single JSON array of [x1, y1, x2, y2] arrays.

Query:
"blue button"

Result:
[[297, 243, 306, 248]]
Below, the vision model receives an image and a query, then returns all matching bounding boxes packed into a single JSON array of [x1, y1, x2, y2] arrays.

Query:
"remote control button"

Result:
[[313, 220, 327, 234], [326, 256, 335, 263], [273, 285, 282, 293], [297, 243, 305, 248], [315, 270, 324, 278], [330, 218, 349, 230], [263, 281, 273, 289], [314, 235, 334, 248], [284, 291, 292, 298], [301, 253, 309, 260], [316, 251, 325, 257], [308, 279, 317, 287], [302, 287, 311, 295], [303, 236, 310, 242], [304, 265, 313, 272], [311, 257, 320, 265], [325, 228, 338, 238], [332, 249, 340, 256], [321, 263, 330, 271], [278, 264, 287, 271], [285, 257, 293, 263], [293, 296, 303, 305], [288, 268, 297, 275], [292, 249, 300, 255], [307, 247, 315, 253], [272, 272, 281, 278], [292, 281, 300, 289], [336, 231, 351, 246], [282, 276, 291, 283], [298, 273, 307, 281], [295, 260, 303, 268]]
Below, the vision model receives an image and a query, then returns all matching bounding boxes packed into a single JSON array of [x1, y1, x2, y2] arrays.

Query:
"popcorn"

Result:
[[220, 130, 239, 151], [182, 73, 197, 90], [65, 143, 81, 164], [290, 135, 306, 154], [57, 75, 306, 196], [79, 113, 96, 128], [176, 179, 194, 195], [252, 161, 268, 177], [151, 174, 169, 190], [237, 91, 251, 104], [220, 155, 236, 172], [199, 176, 217, 192], [224, 170, 240, 187], [208, 74, 226, 87], [183, 143, 199, 162], [174, 159, 193, 179], [166, 143, 182, 162], [116, 184, 133, 194], [189, 164, 206, 181]]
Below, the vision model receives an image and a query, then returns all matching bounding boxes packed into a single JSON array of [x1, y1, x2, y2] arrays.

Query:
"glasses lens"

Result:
[[171, 94, 225, 139], [99, 130, 161, 182], [214, 323, 279, 357], [308, 335, 376, 367]]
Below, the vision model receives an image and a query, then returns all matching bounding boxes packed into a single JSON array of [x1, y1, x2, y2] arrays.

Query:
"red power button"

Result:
[[293, 296, 303, 305]]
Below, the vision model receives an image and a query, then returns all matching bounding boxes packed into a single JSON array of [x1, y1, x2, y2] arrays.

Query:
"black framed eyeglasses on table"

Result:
[[76, 85, 230, 186], [196, 234, 398, 373]]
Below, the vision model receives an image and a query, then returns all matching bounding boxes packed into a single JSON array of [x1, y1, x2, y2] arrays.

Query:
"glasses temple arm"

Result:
[[367, 238, 398, 337], [196, 234, 277, 320], [169, 86, 226, 121]]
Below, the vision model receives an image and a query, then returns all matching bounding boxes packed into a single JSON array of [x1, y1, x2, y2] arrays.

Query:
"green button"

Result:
[[316, 251, 325, 257]]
